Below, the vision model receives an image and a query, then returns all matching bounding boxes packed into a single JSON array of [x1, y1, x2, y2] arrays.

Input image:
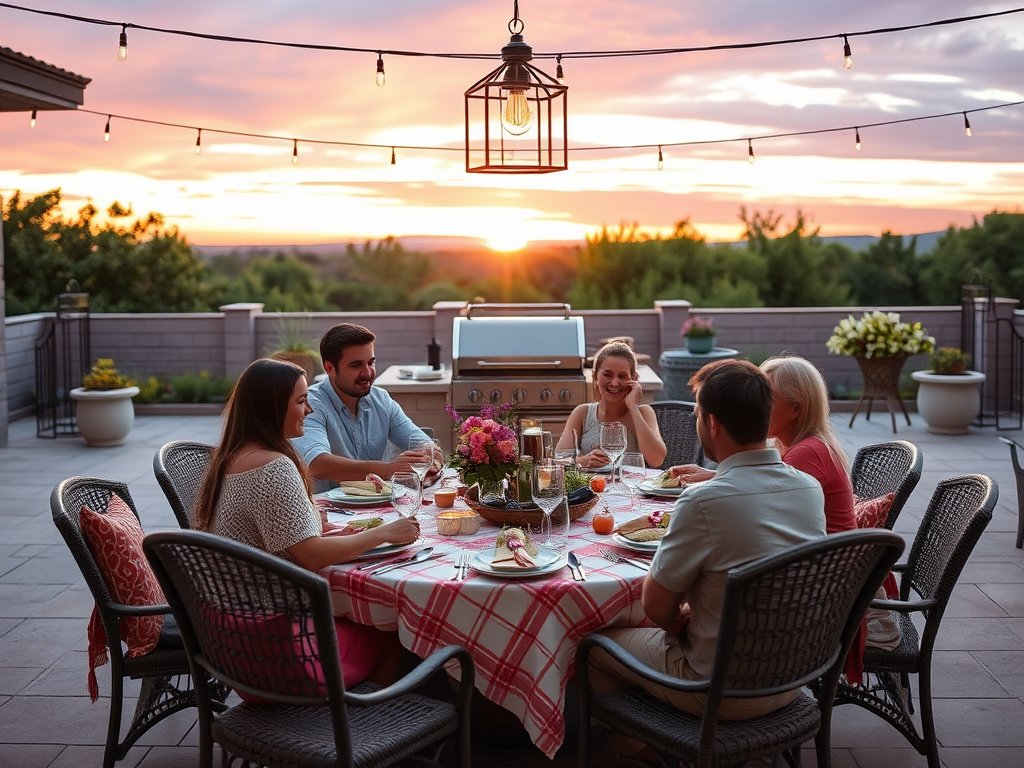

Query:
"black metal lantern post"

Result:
[[465, 1, 568, 174]]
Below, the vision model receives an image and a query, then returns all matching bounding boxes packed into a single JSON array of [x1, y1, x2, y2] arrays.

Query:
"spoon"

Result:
[[366, 547, 434, 576]]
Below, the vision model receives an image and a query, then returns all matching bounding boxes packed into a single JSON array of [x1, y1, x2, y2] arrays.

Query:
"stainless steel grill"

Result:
[[450, 304, 588, 436]]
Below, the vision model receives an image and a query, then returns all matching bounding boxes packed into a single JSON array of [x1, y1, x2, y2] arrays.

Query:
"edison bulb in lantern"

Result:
[[502, 89, 532, 135]]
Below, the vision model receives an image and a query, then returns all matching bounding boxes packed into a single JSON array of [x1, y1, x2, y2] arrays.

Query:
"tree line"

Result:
[[4, 189, 1023, 315]]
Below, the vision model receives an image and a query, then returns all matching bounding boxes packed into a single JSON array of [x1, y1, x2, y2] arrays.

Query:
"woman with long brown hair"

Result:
[[194, 358, 417, 685]]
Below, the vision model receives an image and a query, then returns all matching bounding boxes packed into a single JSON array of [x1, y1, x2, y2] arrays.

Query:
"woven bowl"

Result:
[[465, 485, 598, 528]]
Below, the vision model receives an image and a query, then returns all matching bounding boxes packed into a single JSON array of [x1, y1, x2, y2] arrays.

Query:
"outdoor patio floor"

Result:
[[1, 409, 1023, 767]]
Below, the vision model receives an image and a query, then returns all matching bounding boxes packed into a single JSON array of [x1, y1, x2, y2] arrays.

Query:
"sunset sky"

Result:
[[2, 0, 1022, 250]]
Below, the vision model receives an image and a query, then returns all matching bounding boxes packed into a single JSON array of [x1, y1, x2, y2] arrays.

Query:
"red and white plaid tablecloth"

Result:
[[322, 494, 672, 758]]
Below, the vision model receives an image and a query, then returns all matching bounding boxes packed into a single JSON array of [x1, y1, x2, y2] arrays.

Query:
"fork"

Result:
[[457, 552, 472, 581], [598, 547, 651, 572]]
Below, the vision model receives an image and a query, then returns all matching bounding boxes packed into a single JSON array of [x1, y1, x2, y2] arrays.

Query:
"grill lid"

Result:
[[452, 304, 585, 376]]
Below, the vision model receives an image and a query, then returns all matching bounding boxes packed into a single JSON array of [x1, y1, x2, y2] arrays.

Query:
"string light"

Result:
[[375, 52, 385, 87], [963, 112, 972, 137], [556, 55, 564, 85], [842, 35, 853, 69], [747, 139, 755, 164], [117, 24, 128, 61], [103, 114, 110, 142], [855, 127, 861, 150], [292, 139, 298, 165], [195, 128, 202, 154], [391, 146, 396, 165], [657, 145, 664, 170], [30, 109, 36, 127]]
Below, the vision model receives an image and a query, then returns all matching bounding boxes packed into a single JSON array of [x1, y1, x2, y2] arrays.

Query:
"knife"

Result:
[[617, 554, 651, 572], [567, 551, 586, 582], [356, 546, 428, 571], [367, 547, 437, 576]]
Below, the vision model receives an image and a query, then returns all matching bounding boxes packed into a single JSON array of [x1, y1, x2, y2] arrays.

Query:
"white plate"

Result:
[[471, 546, 564, 578], [639, 479, 686, 497], [326, 488, 392, 506], [397, 365, 446, 381], [352, 541, 411, 561], [612, 532, 662, 552]]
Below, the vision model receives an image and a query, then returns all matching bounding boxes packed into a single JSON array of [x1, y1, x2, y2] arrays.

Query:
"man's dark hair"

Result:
[[320, 323, 376, 368], [689, 359, 772, 445]]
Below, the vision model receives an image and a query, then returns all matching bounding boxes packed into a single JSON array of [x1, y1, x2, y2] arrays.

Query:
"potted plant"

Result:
[[911, 347, 986, 434], [266, 316, 324, 384], [826, 311, 935, 430], [70, 359, 141, 447], [681, 316, 717, 354]]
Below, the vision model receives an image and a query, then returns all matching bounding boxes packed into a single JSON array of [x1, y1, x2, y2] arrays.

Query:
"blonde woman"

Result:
[[672, 355, 855, 534], [556, 341, 667, 470]]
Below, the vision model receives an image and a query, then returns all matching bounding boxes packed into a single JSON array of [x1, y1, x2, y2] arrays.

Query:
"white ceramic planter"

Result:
[[911, 371, 985, 435], [69, 386, 141, 447]]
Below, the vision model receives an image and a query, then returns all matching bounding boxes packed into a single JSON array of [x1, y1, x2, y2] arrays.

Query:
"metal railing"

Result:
[[35, 292, 90, 438]]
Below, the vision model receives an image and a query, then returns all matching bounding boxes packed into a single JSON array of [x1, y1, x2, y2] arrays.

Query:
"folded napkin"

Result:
[[338, 478, 391, 496], [651, 471, 686, 489], [616, 510, 672, 541], [492, 527, 539, 569]]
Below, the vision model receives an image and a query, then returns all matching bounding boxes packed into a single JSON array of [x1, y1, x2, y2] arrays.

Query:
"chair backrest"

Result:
[[154, 441, 214, 529], [143, 529, 356, 754], [850, 440, 923, 529], [1000, 436, 1024, 506], [699, 529, 904, 754], [50, 477, 143, 650], [903, 474, 997, 650], [649, 400, 704, 470]]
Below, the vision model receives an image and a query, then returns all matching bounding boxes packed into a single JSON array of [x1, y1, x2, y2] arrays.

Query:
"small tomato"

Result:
[[589, 476, 607, 493]]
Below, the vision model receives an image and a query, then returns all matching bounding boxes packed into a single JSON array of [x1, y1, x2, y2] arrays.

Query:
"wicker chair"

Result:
[[50, 477, 228, 768], [576, 529, 905, 768], [143, 529, 474, 768], [153, 440, 214, 529], [650, 400, 704, 470], [835, 474, 998, 768], [999, 437, 1024, 548], [850, 440, 923, 529]]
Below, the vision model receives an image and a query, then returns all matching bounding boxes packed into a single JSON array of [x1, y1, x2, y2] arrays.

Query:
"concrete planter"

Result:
[[911, 370, 986, 435], [69, 386, 141, 447]]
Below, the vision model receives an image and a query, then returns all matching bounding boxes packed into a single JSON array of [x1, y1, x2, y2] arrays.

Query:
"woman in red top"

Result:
[[671, 355, 856, 534]]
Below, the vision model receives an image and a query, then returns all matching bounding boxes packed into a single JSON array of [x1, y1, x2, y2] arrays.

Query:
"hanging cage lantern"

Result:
[[465, 1, 567, 174]]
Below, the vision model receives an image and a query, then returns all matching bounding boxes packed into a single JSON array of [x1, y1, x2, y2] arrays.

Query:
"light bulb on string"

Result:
[[104, 115, 111, 142], [842, 36, 852, 69], [30, 110, 37, 127], [963, 112, 972, 137], [195, 129, 202, 155], [391, 147, 396, 165], [855, 127, 861, 151], [747, 139, 755, 164], [375, 53, 385, 87], [556, 55, 565, 85], [118, 25, 128, 61], [657, 145, 664, 171], [502, 87, 532, 136], [292, 139, 298, 165]]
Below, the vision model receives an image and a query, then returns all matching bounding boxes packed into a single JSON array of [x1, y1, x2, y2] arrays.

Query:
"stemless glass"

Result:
[[390, 472, 422, 517], [600, 422, 628, 485], [531, 461, 566, 548], [619, 452, 647, 511]]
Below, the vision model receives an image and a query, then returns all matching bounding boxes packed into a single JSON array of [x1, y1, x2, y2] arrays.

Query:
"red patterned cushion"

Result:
[[854, 492, 896, 529], [80, 494, 165, 700]]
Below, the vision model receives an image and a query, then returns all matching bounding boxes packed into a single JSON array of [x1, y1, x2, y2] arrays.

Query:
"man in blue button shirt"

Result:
[[293, 323, 437, 492]]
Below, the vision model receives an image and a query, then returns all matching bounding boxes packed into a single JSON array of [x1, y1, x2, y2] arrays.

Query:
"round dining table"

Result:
[[320, 486, 676, 758]]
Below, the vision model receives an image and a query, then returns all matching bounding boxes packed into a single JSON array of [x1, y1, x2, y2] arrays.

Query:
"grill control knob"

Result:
[[559, 388, 573, 403], [468, 389, 484, 404], [512, 388, 526, 405], [540, 388, 552, 402], [489, 389, 502, 404]]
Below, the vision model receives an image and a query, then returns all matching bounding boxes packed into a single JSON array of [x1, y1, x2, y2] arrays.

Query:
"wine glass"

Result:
[[390, 472, 422, 517], [531, 461, 566, 549], [600, 422, 628, 486], [408, 438, 434, 490], [619, 452, 647, 511]]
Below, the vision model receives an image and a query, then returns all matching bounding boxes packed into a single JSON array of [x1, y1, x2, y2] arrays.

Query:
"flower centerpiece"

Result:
[[446, 402, 519, 503], [681, 316, 717, 354]]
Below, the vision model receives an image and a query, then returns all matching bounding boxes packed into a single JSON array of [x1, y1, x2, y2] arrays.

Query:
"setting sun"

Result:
[[485, 234, 529, 252]]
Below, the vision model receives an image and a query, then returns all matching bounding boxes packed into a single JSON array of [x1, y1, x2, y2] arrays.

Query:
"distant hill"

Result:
[[193, 231, 946, 259]]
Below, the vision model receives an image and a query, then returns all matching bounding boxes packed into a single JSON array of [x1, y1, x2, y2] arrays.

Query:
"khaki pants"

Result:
[[587, 627, 800, 721]]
